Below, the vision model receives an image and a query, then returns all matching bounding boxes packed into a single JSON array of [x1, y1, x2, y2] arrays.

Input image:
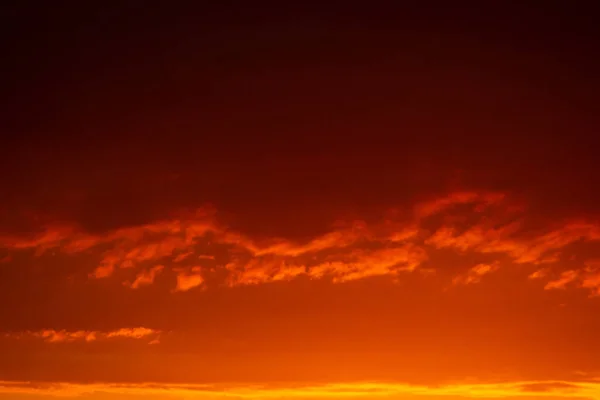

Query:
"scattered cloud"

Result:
[[2, 191, 600, 295], [541, 260, 600, 296]]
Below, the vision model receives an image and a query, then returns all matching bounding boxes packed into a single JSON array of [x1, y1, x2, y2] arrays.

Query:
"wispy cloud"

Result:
[[545, 270, 579, 290], [452, 262, 499, 285], [426, 221, 600, 265], [6, 327, 160, 343], [543, 260, 600, 296], [414, 191, 506, 218], [308, 245, 428, 283], [127, 265, 164, 289]]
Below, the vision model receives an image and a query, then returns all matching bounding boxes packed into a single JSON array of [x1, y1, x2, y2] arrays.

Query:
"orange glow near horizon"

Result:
[[3, 380, 600, 400]]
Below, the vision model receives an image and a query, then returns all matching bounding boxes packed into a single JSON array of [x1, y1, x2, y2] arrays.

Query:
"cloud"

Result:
[[545, 270, 579, 290], [0, 209, 219, 277], [89, 262, 115, 279], [414, 191, 506, 218], [89, 224, 213, 279], [582, 271, 600, 296], [2, 190, 600, 295], [105, 327, 159, 339], [33, 330, 97, 343], [174, 267, 205, 292], [127, 265, 164, 289], [0, 225, 75, 253], [246, 224, 371, 257], [529, 268, 549, 279], [7, 328, 160, 343], [173, 251, 194, 262], [452, 262, 499, 285], [540, 260, 600, 296], [223, 242, 428, 286], [0, 203, 427, 290], [581, 259, 600, 296], [308, 245, 428, 283], [427, 221, 600, 265], [225, 257, 305, 286]]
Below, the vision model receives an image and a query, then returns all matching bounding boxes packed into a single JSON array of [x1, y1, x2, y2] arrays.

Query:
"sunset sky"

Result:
[[2, 3, 600, 400]]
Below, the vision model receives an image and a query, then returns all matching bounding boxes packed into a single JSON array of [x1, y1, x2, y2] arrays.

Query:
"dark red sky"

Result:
[[1, 3, 600, 400], [3, 3, 599, 235]]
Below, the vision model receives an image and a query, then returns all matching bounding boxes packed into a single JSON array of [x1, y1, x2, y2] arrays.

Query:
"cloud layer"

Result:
[[1, 191, 600, 297]]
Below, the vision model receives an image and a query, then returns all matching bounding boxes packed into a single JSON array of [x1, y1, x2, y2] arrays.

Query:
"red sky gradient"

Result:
[[1, 3, 600, 400]]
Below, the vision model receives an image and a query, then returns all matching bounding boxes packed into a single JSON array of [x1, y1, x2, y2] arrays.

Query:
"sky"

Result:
[[1, 3, 600, 400]]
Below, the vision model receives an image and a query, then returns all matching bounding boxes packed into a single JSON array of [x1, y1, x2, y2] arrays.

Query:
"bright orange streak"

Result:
[[1, 380, 600, 399], [7, 327, 160, 343]]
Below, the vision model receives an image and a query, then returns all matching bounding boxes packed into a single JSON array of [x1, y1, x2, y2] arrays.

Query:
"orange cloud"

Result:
[[544, 270, 579, 290], [582, 271, 600, 296], [427, 221, 600, 265], [414, 191, 505, 218], [247, 224, 371, 257], [426, 222, 521, 253], [0, 209, 218, 278], [128, 265, 164, 289], [34, 330, 97, 343], [309, 245, 428, 282], [224, 243, 428, 286], [529, 268, 549, 279], [225, 256, 307, 286], [105, 327, 158, 339], [90, 231, 206, 279], [174, 267, 205, 292], [0, 225, 75, 252], [452, 262, 499, 285], [89, 261, 115, 279], [3, 191, 600, 295], [9, 328, 160, 343], [173, 251, 194, 262], [540, 260, 600, 296]]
